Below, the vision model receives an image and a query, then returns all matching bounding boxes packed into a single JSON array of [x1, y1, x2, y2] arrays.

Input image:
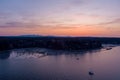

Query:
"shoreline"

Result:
[[0, 37, 102, 51]]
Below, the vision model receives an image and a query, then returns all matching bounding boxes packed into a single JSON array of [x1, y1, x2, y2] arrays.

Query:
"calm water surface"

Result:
[[0, 45, 120, 80]]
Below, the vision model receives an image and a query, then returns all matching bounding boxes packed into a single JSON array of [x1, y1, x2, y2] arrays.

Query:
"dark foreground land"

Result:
[[0, 36, 120, 51]]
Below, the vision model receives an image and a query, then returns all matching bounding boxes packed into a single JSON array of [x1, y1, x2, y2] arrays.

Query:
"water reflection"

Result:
[[1, 46, 119, 80], [0, 48, 102, 60], [0, 51, 10, 60]]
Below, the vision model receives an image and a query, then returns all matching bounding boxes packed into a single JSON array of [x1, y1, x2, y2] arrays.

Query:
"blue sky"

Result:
[[0, 0, 120, 37]]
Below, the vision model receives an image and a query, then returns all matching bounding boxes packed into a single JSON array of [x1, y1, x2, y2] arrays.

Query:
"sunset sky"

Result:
[[0, 0, 120, 37]]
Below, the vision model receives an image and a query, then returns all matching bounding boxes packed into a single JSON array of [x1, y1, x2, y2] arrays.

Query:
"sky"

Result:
[[0, 0, 120, 37]]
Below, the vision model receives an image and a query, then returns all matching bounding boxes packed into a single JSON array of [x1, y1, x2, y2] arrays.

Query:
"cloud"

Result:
[[97, 18, 120, 25], [0, 21, 59, 29], [69, 0, 93, 7], [0, 12, 10, 19], [0, 21, 37, 28], [70, 0, 83, 5], [6, 22, 24, 26], [76, 13, 105, 19], [81, 18, 120, 27], [0, 22, 25, 28]]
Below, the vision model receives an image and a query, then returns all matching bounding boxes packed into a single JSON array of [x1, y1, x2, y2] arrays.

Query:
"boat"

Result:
[[76, 57, 79, 60], [106, 47, 112, 50], [88, 71, 94, 76]]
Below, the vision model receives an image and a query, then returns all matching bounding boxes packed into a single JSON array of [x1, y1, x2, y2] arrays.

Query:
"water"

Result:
[[0, 45, 120, 80]]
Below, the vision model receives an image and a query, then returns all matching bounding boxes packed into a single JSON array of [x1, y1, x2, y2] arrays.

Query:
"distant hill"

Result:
[[19, 35, 43, 37]]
